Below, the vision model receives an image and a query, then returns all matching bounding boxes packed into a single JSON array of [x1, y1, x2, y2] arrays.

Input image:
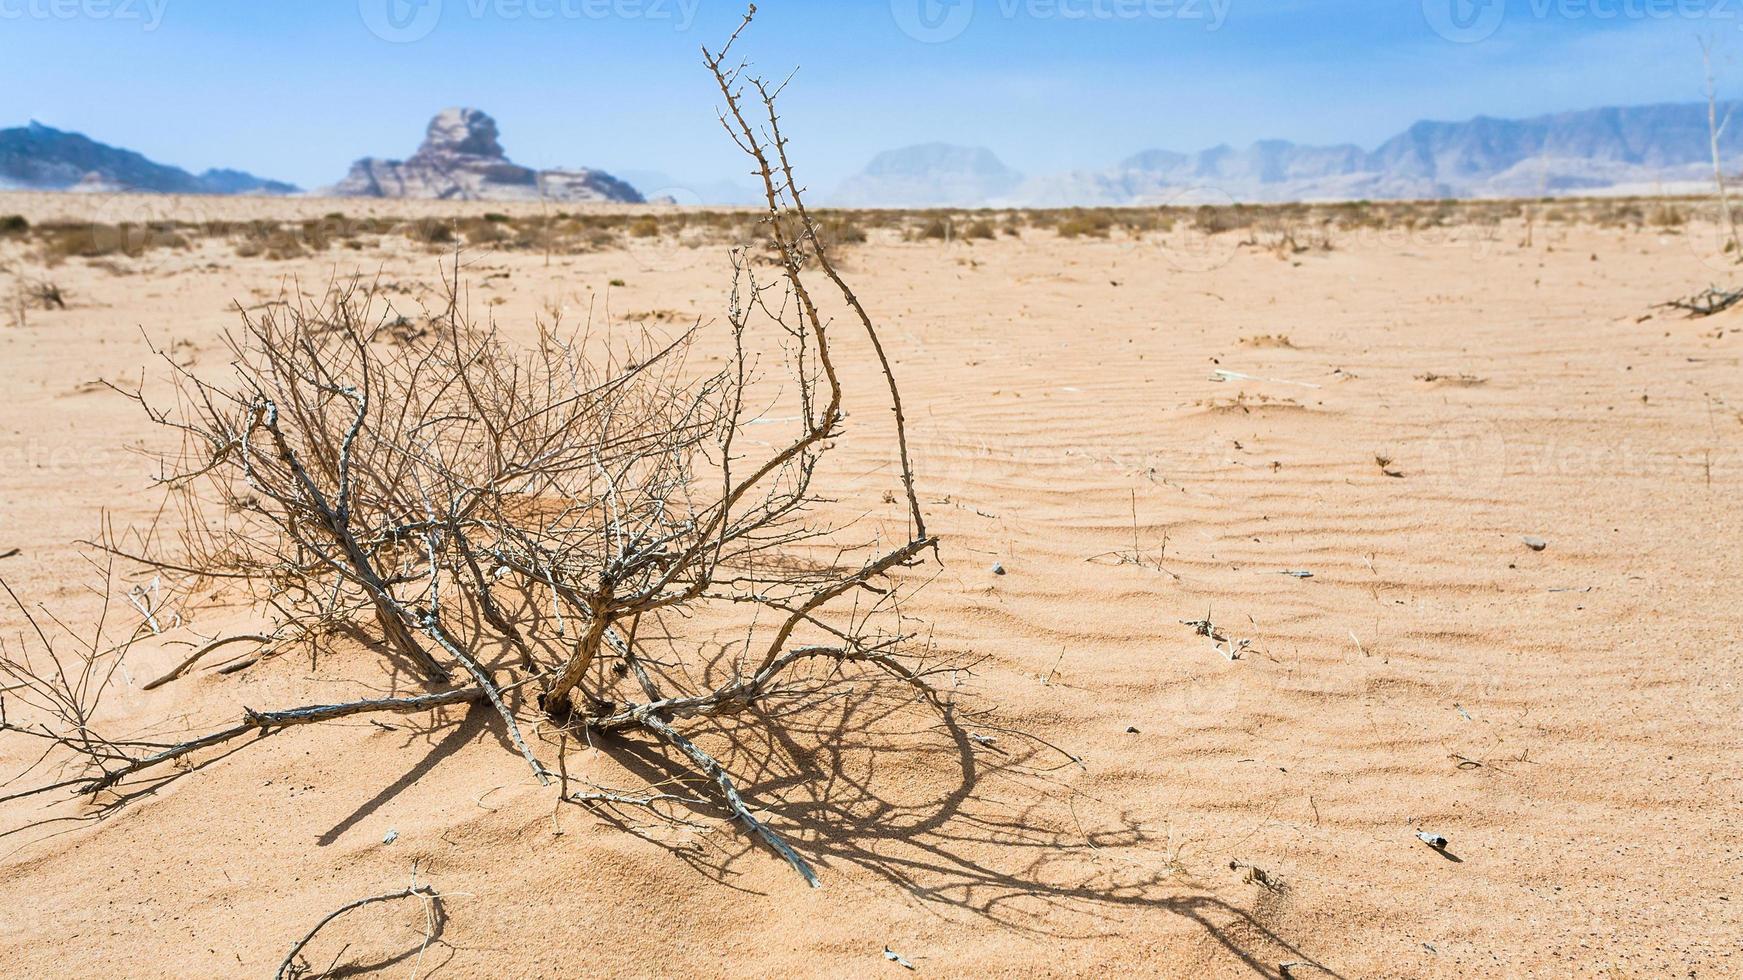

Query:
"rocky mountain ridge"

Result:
[[0, 121, 295, 195], [326, 108, 642, 203], [835, 102, 1743, 207]]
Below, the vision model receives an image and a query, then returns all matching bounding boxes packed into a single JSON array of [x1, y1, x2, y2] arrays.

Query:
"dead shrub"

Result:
[[1056, 210, 1114, 238], [915, 216, 951, 240], [2, 11, 983, 896]]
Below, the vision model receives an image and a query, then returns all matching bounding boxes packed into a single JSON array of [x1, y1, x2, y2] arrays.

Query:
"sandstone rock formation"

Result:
[[328, 108, 642, 203]]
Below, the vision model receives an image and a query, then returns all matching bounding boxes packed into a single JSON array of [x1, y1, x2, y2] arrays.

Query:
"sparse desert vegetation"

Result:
[[6, 0, 1743, 973], [3, 172, 1739, 976], [4, 194, 1738, 277], [3, 18, 1742, 980]]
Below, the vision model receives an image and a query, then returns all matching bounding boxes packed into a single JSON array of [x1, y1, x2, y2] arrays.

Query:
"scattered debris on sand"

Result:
[[1416, 371, 1487, 386], [1658, 285, 1743, 318]]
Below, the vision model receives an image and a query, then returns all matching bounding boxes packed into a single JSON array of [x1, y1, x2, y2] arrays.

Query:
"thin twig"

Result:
[[273, 882, 441, 980], [142, 633, 276, 691], [86, 688, 482, 794]]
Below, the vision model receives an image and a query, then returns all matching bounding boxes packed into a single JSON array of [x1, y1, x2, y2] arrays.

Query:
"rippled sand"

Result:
[[1, 192, 1738, 978]]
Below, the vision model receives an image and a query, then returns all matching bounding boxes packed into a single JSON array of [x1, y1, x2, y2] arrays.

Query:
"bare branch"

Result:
[[274, 882, 442, 980]]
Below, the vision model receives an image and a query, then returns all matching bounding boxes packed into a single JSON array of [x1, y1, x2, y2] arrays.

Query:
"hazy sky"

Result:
[[3, 0, 1741, 193]]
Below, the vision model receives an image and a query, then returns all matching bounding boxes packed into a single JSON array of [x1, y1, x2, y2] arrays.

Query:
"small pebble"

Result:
[[383, 829, 399, 845], [1126, 726, 1141, 734], [991, 562, 1006, 576], [1522, 536, 1547, 551], [1416, 830, 1448, 849]]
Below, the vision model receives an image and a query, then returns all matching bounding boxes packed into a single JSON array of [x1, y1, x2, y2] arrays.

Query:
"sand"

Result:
[[0, 192, 1739, 978]]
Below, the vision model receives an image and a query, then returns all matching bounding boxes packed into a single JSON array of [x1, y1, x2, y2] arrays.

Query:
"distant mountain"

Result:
[[327, 108, 642, 203], [0, 121, 297, 195], [1368, 104, 1733, 181], [617, 169, 762, 206], [850, 102, 1743, 207], [196, 168, 299, 196], [832, 143, 1023, 207], [9, 101, 1737, 208]]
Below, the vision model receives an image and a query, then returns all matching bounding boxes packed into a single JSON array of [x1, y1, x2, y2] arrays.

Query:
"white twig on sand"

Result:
[[274, 875, 442, 980]]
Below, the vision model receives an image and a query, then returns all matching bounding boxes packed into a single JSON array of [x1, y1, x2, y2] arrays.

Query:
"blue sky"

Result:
[[2, 0, 1741, 193]]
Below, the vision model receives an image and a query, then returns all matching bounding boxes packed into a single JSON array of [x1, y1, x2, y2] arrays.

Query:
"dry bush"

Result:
[[1247, 213, 1335, 258], [913, 215, 952, 240], [1193, 204, 1248, 236], [297, 218, 338, 251], [816, 214, 869, 246], [1595, 201, 1646, 229], [405, 217, 456, 246], [1650, 203, 1688, 228], [1119, 210, 1163, 235], [32, 279, 66, 309], [1056, 210, 1114, 238], [457, 215, 511, 246], [2, 10, 955, 889], [33, 221, 189, 263], [234, 222, 308, 261]]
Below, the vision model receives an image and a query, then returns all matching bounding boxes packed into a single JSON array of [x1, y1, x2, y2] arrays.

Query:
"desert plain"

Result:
[[0, 191, 1739, 978]]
